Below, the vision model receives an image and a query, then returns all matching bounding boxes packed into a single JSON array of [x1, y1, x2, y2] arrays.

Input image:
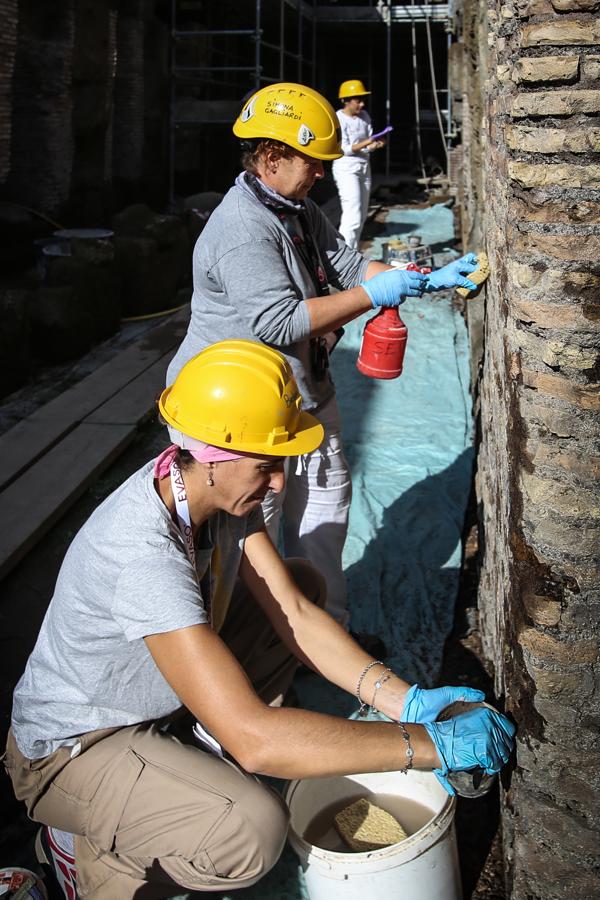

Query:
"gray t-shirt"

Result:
[[11, 460, 263, 759], [167, 176, 370, 411]]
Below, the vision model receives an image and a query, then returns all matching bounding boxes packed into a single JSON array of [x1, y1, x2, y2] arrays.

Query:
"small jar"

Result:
[[436, 700, 498, 798]]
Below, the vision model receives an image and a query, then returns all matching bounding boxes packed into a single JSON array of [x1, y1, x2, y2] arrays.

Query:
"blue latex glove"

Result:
[[400, 684, 485, 724], [361, 268, 428, 308], [424, 707, 516, 795], [424, 253, 478, 292]]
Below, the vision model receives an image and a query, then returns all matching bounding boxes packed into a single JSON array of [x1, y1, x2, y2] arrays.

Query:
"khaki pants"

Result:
[[4, 559, 325, 899]]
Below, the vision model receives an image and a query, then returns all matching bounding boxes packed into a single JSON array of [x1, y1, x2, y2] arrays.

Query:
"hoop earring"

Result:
[[207, 472, 214, 487]]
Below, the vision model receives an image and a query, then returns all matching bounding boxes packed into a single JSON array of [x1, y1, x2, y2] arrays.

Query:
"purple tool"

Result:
[[371, 125, 393, 141]]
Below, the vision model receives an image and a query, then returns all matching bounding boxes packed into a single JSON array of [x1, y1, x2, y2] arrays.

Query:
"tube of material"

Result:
[[371, 125, 394, 141]]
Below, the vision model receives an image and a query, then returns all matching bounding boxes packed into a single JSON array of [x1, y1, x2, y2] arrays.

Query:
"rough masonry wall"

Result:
[[459, 1, 600, 897], [113, 0, 145, 187], [0, 1, 18, 183], [450, 2, 489, 384], [8, 0, 75, 213], [70, 0, 116, 223], [1, 0, 169, 218]]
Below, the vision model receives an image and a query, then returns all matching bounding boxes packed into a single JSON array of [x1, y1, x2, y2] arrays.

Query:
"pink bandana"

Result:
[[153, 442, 265, 478]]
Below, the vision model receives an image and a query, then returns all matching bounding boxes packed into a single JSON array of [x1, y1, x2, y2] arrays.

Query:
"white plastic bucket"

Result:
[[285, 769, 462, 900]]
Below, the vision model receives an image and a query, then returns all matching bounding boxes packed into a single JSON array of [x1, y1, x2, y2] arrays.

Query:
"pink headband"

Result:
[[153, 443, 266, 479]]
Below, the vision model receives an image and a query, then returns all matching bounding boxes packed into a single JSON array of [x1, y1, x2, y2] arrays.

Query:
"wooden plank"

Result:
[[85, 353, 171, 426], [0, 306, 189, 492], [0, 422, 135, 581]]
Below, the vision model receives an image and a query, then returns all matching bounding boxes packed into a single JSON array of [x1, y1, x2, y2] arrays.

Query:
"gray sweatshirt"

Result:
[[167, 175, 370, 411]]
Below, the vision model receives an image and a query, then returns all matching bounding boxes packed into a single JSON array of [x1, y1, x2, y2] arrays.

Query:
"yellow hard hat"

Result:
[[338, 79, 371, 99], [233, 82, 342, 161], [159, 340, 324, 457]]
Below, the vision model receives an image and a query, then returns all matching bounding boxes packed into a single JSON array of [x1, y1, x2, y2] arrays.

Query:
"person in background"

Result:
[[167, 81, 478, 654], [5, 340, 516, 900], [332, 79, 385, 250]]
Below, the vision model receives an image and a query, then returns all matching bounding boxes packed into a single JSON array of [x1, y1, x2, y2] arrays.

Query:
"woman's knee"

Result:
[[198, 779, 289, 885]]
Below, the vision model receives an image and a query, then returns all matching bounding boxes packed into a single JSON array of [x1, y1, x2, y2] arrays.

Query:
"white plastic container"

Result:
[[285, 769, 462, 900]]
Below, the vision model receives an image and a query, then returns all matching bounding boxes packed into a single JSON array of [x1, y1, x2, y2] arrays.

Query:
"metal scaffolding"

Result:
[[169, 0, 316, 203], [168, 2, 451, 201]]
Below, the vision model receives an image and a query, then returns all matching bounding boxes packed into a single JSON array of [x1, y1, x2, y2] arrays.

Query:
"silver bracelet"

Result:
[[370, 668, 392, 711], [356, 659, 384, 716], [398, 722, 414, 773]]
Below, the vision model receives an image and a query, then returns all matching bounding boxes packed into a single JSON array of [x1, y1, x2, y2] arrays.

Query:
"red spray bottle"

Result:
[[356, 264, 431, 379]]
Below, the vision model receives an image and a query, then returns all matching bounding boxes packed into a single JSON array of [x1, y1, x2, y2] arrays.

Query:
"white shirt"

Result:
[[333, 109, 373, 171]]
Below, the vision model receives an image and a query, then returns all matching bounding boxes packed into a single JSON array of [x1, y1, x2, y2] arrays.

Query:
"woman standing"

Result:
[[332, 79, 386, 249]]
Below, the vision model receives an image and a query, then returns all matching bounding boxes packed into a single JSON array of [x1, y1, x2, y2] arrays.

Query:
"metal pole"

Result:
[[280, 0, 284, 80], [368, 28, 373, 112], [411, 0, 426, 180], [169, 0, 176, 207], [311, 1, 316, 86], [255, 0, 261, 88], [424, 14, 448, 169], [446, 28, 452, 146], [298, 2, 303, 82], [385, 1, 391, 178]]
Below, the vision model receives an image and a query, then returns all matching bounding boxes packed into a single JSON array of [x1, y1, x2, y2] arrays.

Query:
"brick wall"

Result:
[[455, 1, 600, 897], [112, 0, 145, 185], [8, 0, 75, 213], [141, 3, 169, 208], [69, 0, 115, 223], [0, 0, 18, 183], [2, 0, 169, 219]]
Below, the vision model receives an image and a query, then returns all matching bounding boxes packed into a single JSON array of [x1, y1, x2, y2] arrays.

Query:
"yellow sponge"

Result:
[[455, 251, 490, 297], [334, 798, 408, 852]]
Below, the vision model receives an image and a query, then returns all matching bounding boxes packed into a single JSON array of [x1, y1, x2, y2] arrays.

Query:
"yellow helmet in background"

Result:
[[233, 82, 342, 161], [338, 79, 371, 99], [159, 340, 324, 457]]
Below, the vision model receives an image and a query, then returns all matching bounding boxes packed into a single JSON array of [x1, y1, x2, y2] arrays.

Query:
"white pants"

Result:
[[333, 163, 372, 250], [262, 396, 352, 628]]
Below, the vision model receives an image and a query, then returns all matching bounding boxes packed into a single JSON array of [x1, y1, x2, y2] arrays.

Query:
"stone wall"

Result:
[[70, 0, 117, 223], [113, 0, 145, 188], [455, 1, 600, 897], [1, 0, 169, 219], [8, 0, 75, 213], [0, 0, 18, 183]]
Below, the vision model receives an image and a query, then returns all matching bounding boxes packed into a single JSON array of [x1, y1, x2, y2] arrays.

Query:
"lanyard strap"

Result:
[[277, 211, 330, 298], [277, 212, 336, 382], [170, 460, 195, 568], [169, 460, 212, 624]]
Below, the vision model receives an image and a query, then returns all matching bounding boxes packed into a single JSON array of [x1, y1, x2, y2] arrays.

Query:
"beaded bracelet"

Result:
[[398, 722, 414, 773], [370, 668, 392, 711], [356, 659, 384, 716]]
